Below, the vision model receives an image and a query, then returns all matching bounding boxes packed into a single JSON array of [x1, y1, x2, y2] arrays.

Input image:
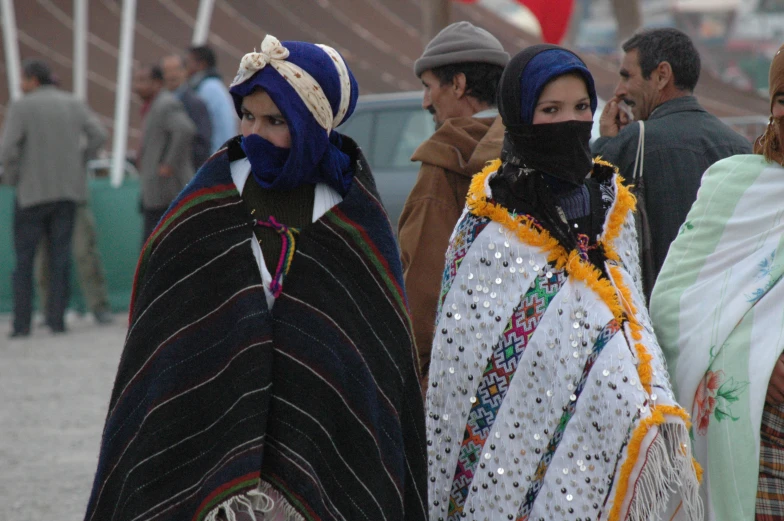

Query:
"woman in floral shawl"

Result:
[[651, 43, 784, 521], [426, 44, 701, 521]]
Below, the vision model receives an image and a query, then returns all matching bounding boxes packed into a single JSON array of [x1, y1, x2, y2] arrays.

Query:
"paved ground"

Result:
[[0, 312, 127, 521]]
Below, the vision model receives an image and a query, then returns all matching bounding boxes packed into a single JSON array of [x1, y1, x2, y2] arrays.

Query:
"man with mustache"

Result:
[[397, 21, 509, 386], [592, 28, 750, 301]]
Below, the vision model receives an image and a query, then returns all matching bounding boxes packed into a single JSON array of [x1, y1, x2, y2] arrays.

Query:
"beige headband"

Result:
[[230, 35, 351, 133]]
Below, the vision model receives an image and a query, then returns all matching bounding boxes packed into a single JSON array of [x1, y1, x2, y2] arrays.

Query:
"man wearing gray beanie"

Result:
[[398, 21, 509, 388]]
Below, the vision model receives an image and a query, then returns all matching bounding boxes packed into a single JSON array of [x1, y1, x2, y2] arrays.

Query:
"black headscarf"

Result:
[[492, 44, 603, 260], [497, 44, 596, 187], [498, 45, 596, 126]]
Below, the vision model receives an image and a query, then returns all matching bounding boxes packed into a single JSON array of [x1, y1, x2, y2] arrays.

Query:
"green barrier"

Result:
[[0, 186, 13, 313], [0, 177, 142, 314]]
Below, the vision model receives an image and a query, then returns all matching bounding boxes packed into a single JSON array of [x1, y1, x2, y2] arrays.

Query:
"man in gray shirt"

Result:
[[161, 54, 212, 169], [1, 59, 107, 337], [592, 28, 750, 300], [132, 65, 196, 242]]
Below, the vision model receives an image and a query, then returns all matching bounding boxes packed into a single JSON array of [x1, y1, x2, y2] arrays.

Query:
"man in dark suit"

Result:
[[132, 65, 196, 242], [161, 54, 212, 169], [592, 28, 750, 300]]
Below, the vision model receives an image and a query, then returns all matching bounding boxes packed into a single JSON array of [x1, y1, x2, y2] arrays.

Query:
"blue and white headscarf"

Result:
[[516, 47, 597, 125], [229, 35, 359, 195], [497, 44, 597, 127]]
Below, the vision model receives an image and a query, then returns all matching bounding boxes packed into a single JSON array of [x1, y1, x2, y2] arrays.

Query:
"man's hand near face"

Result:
[[599, 97, 631, 138]]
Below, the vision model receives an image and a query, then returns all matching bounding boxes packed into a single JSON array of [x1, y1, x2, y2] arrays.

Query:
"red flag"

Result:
[[517, 0, 574, 44], [452, 0, 574, 44]]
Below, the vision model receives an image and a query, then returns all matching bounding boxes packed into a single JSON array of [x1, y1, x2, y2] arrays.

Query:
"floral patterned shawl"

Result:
[[651, 154, 784, 520]]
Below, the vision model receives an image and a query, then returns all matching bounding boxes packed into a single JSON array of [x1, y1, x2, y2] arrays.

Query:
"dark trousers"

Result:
[[37, 203, 110, 314], [142, 207, 168, 247], [12, 200, 76, 332]]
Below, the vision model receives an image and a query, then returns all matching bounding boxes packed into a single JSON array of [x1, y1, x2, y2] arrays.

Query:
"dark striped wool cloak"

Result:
[[83, 138, 428, 521]]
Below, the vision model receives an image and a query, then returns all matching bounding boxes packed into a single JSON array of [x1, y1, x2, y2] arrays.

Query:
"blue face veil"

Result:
[[229, 37, 359, 195]]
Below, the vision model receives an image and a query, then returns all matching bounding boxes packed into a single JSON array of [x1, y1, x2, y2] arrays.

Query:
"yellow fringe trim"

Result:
[[467, 162, 636, 330], [693, 457, 704, 484], [593, 156, 619, 172], [467, 160, 570, 270], [609, 265, 652, 395], [602, 176, 636, 263], [607, 405, 692, 521], [565, 250, 625, 325]]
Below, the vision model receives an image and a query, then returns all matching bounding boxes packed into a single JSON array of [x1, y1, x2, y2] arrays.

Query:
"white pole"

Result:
[[110, 0, 136, 188], [0, 0, 21, 101], [191, 0, 216, 46], [73, 0, 88, 100]]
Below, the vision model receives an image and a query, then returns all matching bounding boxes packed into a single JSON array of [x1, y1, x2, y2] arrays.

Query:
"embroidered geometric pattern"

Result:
[[516, 318, 622, 521], [447, 270, 566, 521], [440, 213, 490, 309]]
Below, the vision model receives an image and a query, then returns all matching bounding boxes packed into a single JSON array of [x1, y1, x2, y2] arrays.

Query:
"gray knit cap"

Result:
[[414, 21, 510, 77]]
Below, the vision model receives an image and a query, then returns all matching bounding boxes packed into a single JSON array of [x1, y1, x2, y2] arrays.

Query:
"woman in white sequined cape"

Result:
[[424, 44, 702, 521]]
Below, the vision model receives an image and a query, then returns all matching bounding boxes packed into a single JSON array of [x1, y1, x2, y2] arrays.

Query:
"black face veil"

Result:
[[497, 44, 597, 188]]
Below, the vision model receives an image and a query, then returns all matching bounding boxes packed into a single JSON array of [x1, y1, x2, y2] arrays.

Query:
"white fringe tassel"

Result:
[[248, 486, 276, 513], [204, 479, 305, 521], [255, 480, 306, 521], [204, 493, 258, 521], [626, 423, 704, 521]]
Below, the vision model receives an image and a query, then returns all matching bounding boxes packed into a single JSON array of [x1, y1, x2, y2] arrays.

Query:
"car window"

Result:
[[373, 109, 434, 169], [391, 110, 433, 167], [339, 111, 375, 160]]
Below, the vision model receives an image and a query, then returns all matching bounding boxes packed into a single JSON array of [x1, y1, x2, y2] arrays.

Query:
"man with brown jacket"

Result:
[[398, 22, 508, 379]]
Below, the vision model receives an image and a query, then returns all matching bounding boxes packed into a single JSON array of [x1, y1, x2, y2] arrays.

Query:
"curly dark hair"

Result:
[[622, 28, 701, 92], [429, 62, 504, 105]]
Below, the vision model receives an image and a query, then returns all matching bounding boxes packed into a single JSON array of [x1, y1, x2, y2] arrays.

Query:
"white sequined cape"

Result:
[[426, 161, 702, 521]]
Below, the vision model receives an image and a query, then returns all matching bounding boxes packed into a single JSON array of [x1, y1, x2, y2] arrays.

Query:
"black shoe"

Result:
[[94, 310, 114, 325], [8, 329, 30, 339], [47, 323, 67, 334]]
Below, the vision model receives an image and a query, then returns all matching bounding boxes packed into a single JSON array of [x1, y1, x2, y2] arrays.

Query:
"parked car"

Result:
[[338, 91, 434, 228]]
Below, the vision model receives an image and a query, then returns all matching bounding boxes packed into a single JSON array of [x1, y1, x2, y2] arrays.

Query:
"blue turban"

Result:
[[518, 48, 597, 125], [498, 44, 597, 127], [229, 39, 359, 195]]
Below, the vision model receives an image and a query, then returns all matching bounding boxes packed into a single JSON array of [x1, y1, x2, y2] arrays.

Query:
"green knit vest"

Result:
[[241, 176, 316, 271]]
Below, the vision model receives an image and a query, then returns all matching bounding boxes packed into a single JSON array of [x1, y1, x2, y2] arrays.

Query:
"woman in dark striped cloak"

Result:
[[83, 35, 427, 521]]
